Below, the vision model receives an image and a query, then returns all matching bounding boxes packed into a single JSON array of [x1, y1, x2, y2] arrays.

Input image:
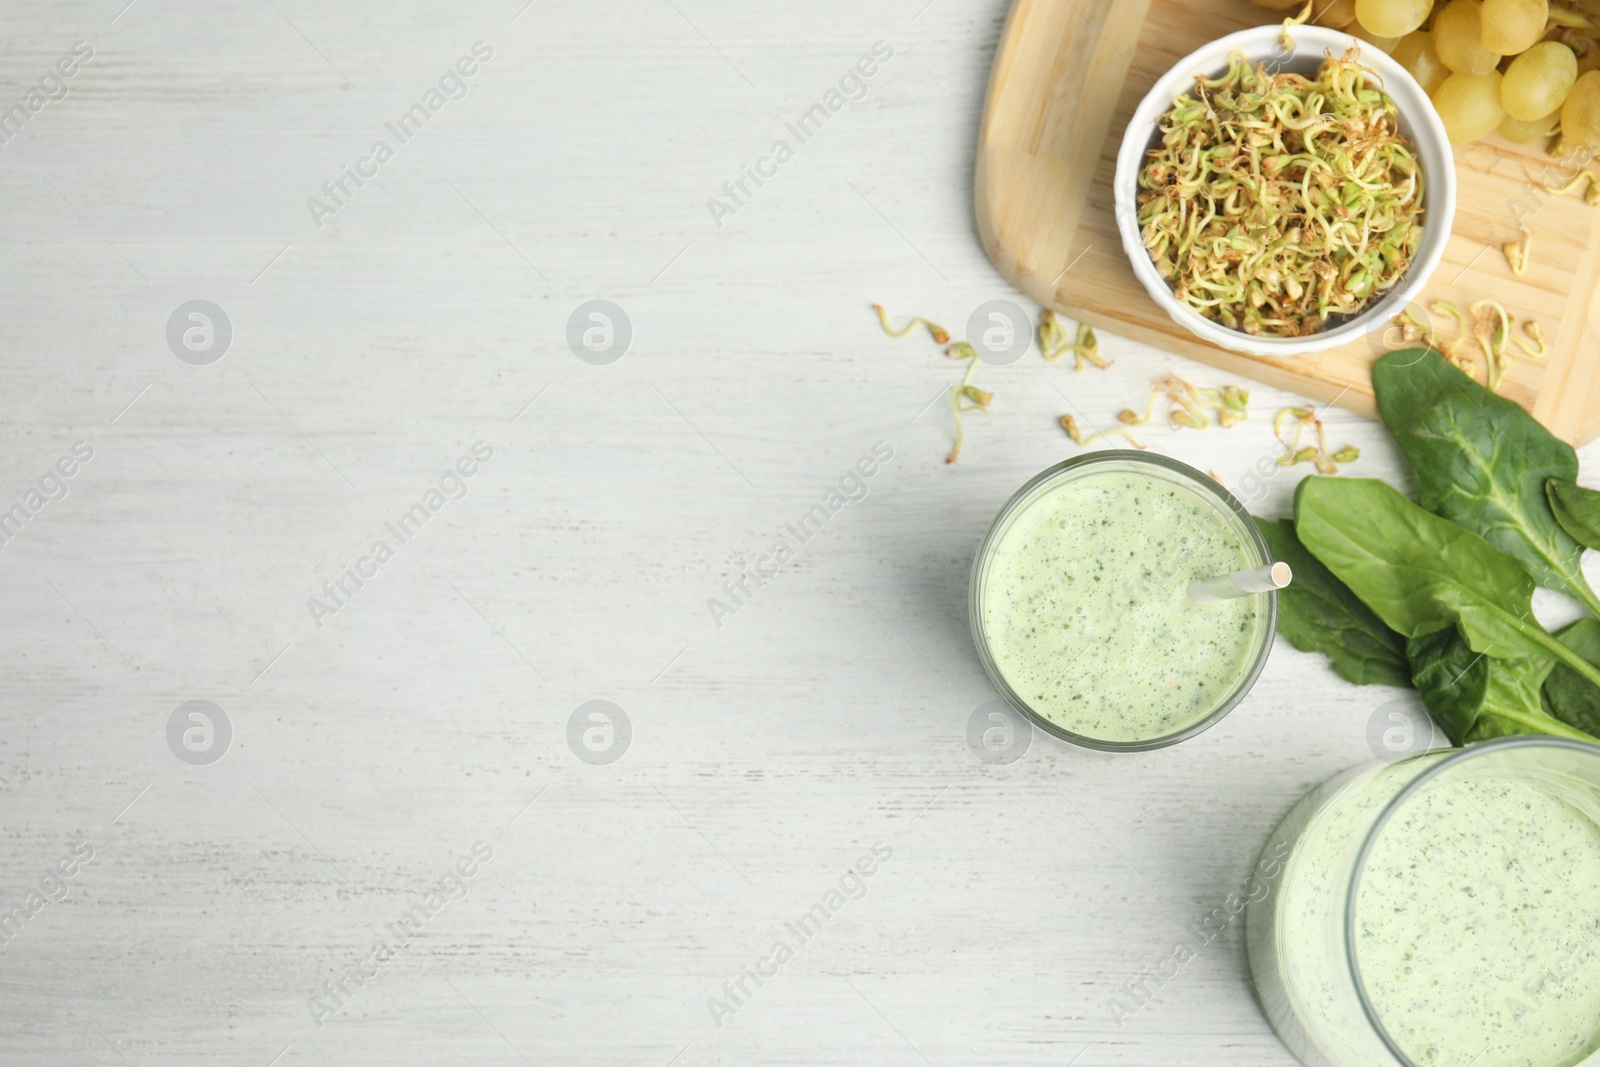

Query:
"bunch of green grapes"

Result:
[[1251, 0, 1600, 148]]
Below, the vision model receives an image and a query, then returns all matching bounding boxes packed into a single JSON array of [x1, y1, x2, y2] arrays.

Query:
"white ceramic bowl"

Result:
[[1112, 25, 1455, 358]]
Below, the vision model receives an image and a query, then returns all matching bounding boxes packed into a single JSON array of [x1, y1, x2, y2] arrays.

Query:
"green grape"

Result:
[[1499, 108, 1560, 142], [1393, 32, 1451, 94], [1562, 69, 1600, 150], [1355, 0, 1433, 37], [1502, 42, 1578, 121], [1350, 21, 1400, 53], [1432, 70, 1507, 141], [1479, 0, 1547, 55], [1433, 0, 1502, 76], [1313, 0, 1359, 29]]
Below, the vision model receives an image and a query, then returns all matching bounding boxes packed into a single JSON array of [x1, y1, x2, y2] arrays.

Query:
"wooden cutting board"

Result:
[[975, 0, 1600, 445]]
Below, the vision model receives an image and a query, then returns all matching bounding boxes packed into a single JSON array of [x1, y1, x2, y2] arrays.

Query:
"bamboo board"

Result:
[[975, 0, 1600, 445]]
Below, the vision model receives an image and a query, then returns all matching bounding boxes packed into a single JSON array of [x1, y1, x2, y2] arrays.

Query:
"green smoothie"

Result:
[[977, 466, 1265, 744], [1358, 777, 1600, 1066], [1248, 743, 1600, 1067]]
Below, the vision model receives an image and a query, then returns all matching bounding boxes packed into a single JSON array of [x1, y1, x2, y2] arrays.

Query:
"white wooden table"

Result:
[[3, 1, 1597, 1064]]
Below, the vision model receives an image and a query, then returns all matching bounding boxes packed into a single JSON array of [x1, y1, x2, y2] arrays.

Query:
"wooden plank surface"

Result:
[[977, 0, 1600, 443]]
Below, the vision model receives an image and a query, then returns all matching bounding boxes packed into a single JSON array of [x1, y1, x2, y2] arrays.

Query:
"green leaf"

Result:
[[1467, 657, 1566, 742], [1407, 626, 1591, 744], [1372, 349, 1600, 617], [1406, 627, 1488, 743], [1255, 517, 1410, 687], [1545, 618, 1600, 736], [1548, 480, 1600, 552], [1297, 476, 1539, 652], [1293, 476, 1600, 692]]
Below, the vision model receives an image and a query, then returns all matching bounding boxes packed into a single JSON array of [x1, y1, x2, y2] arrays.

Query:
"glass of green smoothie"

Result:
[[1246, 737, 1600, 1067], [969, 451, 1275, 751]]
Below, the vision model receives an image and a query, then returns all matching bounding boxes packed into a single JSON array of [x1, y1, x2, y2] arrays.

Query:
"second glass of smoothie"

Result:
[[970, 451, 1275, 750], [1247, 737, 1600, 1067]]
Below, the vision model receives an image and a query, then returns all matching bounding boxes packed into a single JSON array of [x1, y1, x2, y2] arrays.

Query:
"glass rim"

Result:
[[1342, 735, 1600, 1066], [967, 450, 1276, 753]]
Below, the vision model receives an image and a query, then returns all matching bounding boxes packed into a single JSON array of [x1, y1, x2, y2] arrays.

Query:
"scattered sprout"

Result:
[[1503, 230, 1532, 277], [1112, 375, 1251, 435], [1071, 325, 1105, 370], [1470, 299, 1511, 392], [1549, 169, 1600, 205], [1430, 299, 1477, 374], [873, 303, 949, 344], [1275, 406, 1359, 473], [1311, 421, 1341, 474], [1117, 389, 1164, 427], [1389, 298, 1542, 394], [874, 304, 989, 463], [1514, 319, 1546, 360], [1038, 308, 1067, 356], [945, 342, 986, 465], [1039, 310, 1106, 370], [1060, 414, 1147, 450], [1392, 307, 1439, 349], [960, 384, 993, 408]]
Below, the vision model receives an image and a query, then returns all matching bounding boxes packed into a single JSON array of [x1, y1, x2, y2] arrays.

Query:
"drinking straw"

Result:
[[1187, 562, 1292, 605]]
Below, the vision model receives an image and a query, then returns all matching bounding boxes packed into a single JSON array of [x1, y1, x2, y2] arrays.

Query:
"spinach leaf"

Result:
[[1548, 480, 1600, 552], [1545, 618, 1600, 737], [1372, 349, 1600, 617], [1471, 656, 1567, 741], [1293, 476, 1600, 692], [1255, 517, 1410, 687], [1407, 627, 1488, 743], [1407, 626, 1591, 744]]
